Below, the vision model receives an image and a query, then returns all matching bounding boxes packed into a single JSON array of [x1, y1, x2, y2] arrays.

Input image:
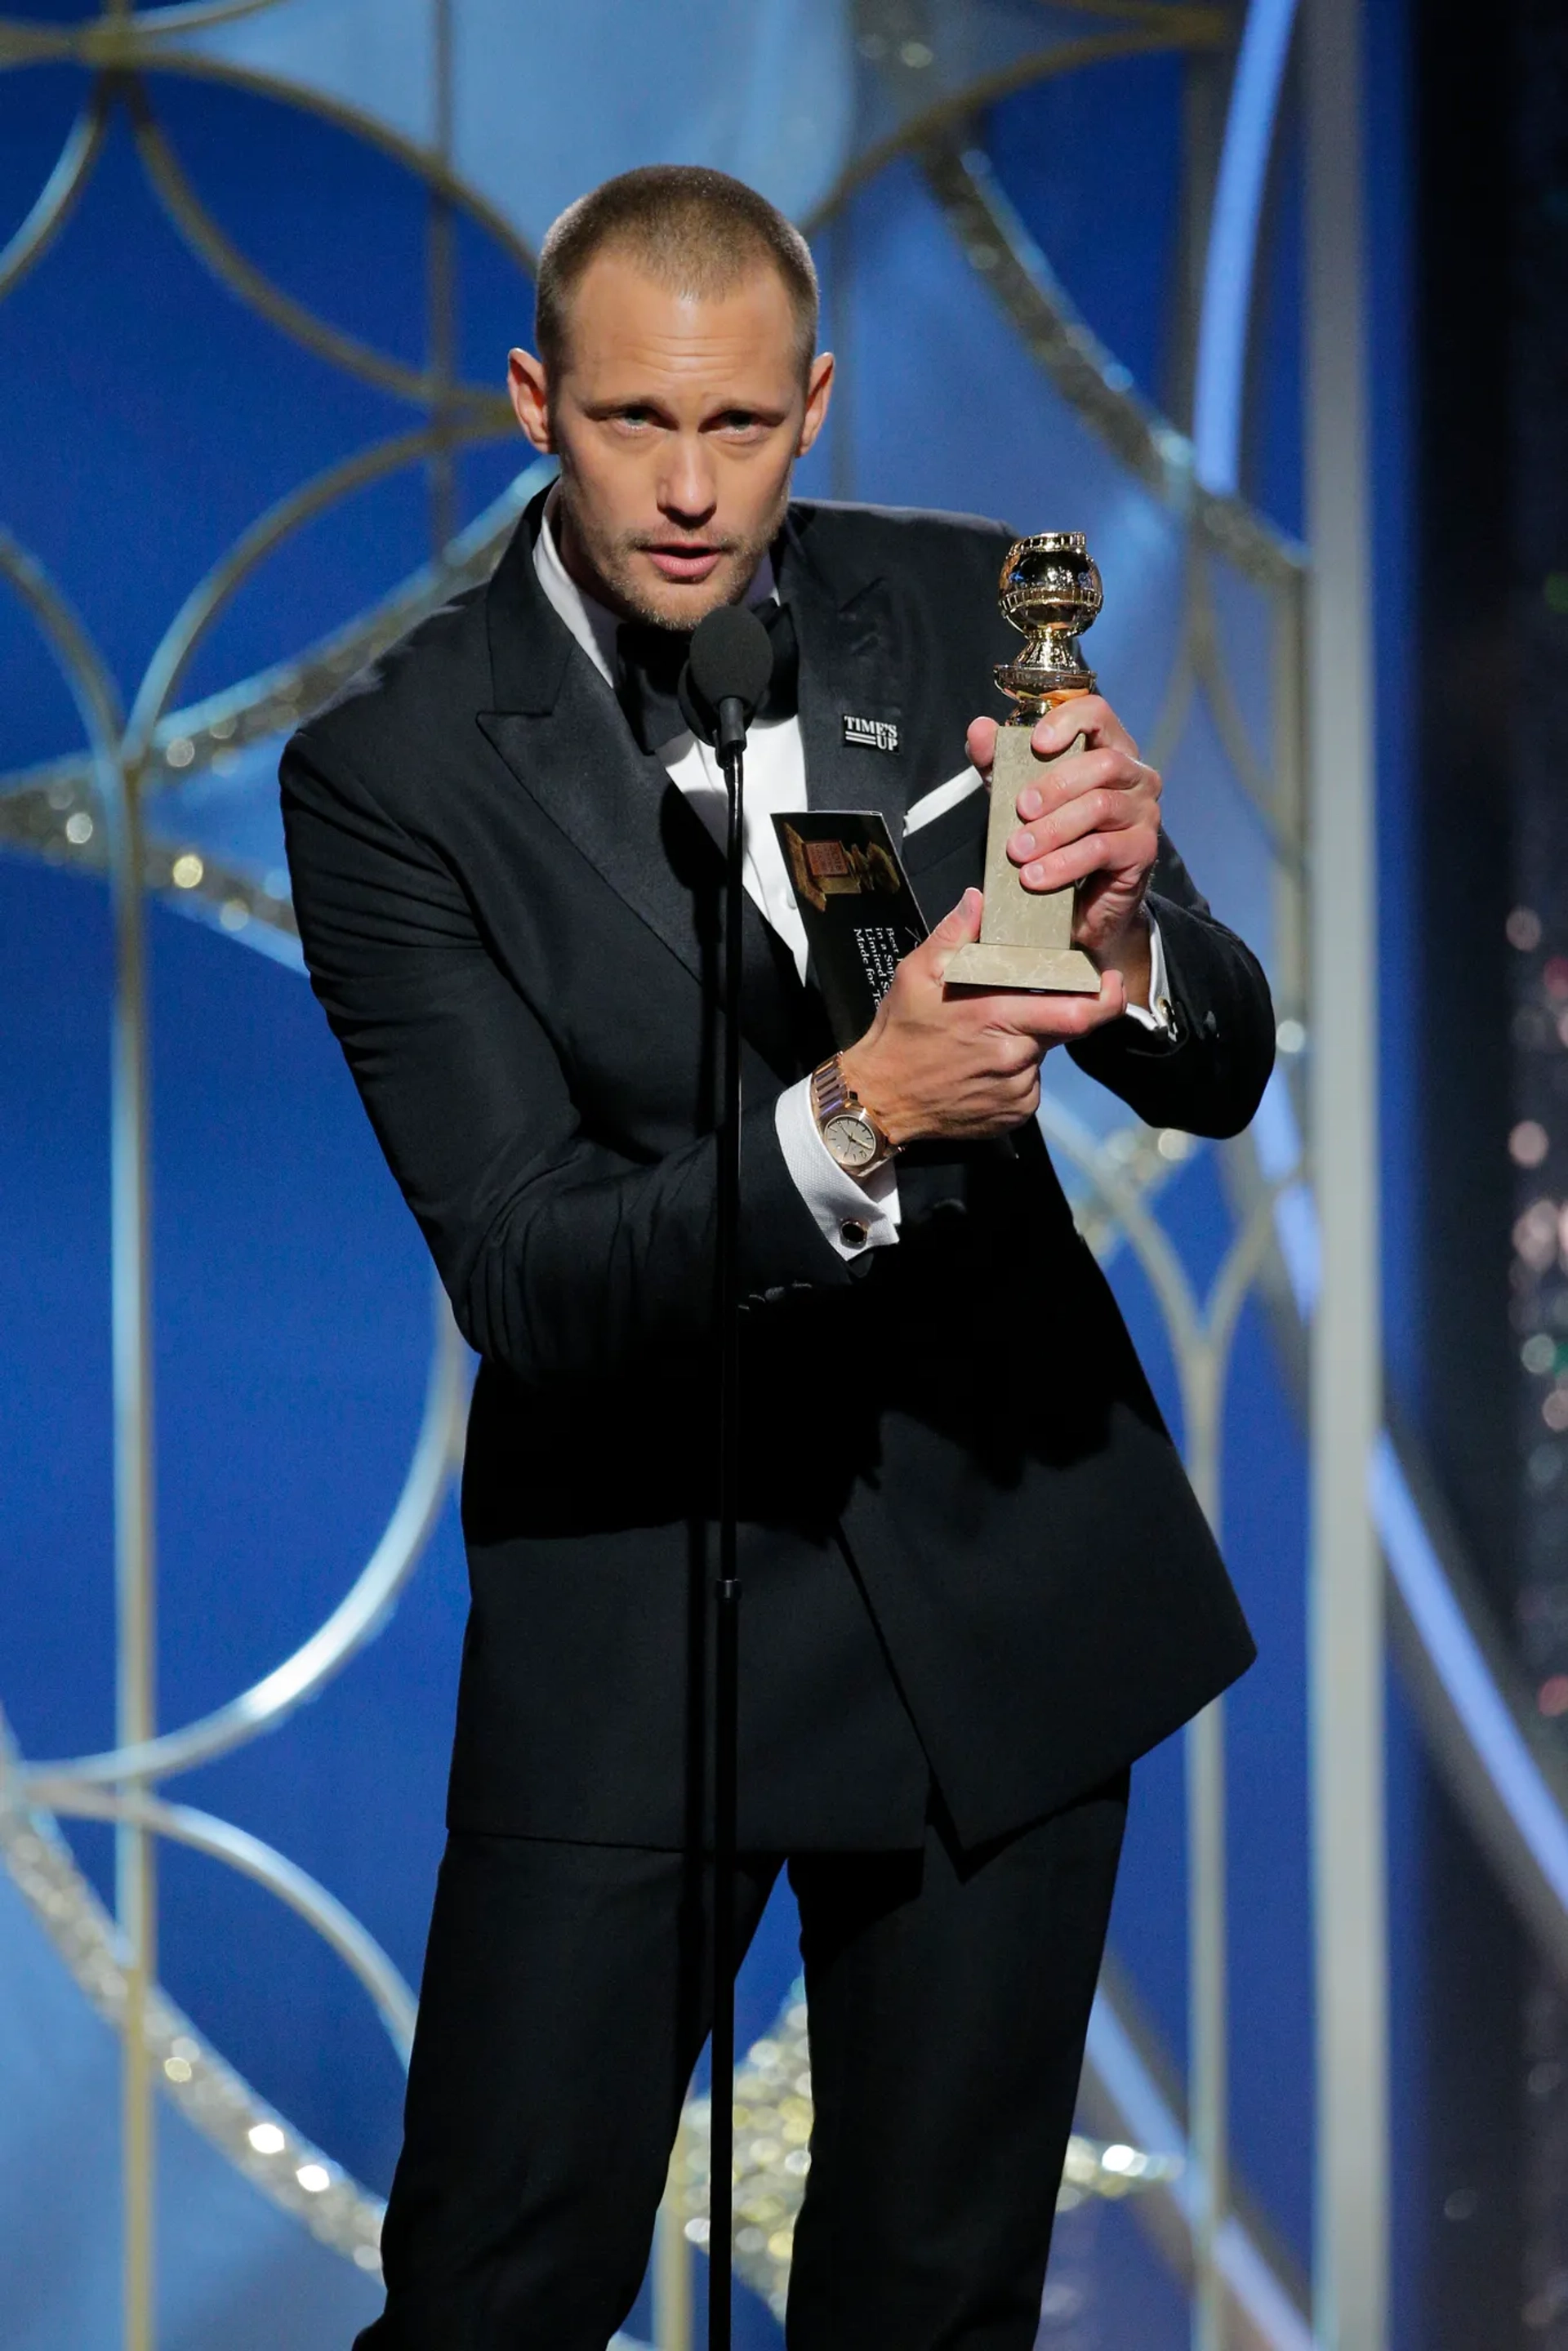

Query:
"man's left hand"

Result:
[[965, 697, 1161, 1009]]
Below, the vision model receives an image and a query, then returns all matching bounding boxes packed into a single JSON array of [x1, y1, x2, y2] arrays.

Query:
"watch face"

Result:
[[824, 1112, 878, 1169]]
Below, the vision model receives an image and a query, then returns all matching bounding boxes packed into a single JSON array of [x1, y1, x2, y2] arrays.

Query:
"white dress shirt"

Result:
[[532, 503, 1169, 1262]]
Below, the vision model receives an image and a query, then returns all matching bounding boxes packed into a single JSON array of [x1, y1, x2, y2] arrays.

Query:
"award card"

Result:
[[772, 811, 929, 1047]]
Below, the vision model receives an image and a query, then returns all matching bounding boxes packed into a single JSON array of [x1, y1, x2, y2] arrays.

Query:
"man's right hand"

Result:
[[837, 888, 1129, 1147]]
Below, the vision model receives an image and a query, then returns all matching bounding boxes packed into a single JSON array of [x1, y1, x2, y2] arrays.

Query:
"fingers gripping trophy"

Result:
[[944, 532, 1105, 993]]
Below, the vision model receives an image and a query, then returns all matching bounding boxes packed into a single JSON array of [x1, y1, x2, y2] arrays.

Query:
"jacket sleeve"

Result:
[[280, 731, 848, 1390], [1067, 833, 1276, 1138]]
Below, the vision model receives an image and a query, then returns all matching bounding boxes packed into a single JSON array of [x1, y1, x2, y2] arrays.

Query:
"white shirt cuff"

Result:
[[774, 1079, 902, 1261], [1122, 916, 1175, 1034]]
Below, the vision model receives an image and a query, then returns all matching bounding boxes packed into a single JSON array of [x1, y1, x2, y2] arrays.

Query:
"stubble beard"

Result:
[[556, 472, 791, 635]]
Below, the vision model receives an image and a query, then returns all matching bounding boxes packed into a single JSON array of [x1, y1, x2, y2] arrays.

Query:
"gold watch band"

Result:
[[810, 1055, 898, 1173]]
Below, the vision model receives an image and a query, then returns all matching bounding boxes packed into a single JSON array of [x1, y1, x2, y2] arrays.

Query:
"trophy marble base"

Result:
[[942, 940, 1101, 991], [943, 719, 1102, 995]]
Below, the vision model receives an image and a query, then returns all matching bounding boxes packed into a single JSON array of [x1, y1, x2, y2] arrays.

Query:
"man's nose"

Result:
[[657, 438, 717, 528]]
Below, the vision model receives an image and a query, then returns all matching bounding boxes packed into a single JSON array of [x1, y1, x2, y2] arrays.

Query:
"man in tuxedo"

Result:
[[281, 164, 1273, 2350]]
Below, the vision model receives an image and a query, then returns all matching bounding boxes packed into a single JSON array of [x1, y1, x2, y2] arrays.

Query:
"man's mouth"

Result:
[[641, 542, 727, 585]]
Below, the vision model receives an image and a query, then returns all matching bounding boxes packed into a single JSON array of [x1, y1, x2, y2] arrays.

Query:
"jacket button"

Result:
[[840, 1218, 869, 1250]]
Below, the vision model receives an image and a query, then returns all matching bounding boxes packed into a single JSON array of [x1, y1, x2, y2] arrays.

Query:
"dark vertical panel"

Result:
[[1508, 3, 1568, 2327], [1412, 0, 1517, 1597], [1409, 0, 1535, 2339], [1417, 1772, 1526, 2344]]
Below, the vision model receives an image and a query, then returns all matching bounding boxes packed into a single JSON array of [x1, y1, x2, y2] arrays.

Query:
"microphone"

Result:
[[678, 604, 774, 760]]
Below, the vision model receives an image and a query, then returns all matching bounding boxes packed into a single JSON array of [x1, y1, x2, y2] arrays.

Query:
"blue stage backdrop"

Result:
[[0, 7, 1422, 2348]]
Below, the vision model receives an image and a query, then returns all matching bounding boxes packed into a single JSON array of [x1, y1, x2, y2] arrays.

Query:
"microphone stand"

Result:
[[679, 606, 770, 2351], [710, 692, 746, 2351]]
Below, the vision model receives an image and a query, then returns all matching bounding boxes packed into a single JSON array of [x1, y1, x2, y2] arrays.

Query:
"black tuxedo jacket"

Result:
[[280, 492, 1272, 1852]]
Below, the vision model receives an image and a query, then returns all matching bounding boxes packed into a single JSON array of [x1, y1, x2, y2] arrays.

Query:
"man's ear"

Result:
[[509, 348, 554, 455], [796, 351, 835, 458]]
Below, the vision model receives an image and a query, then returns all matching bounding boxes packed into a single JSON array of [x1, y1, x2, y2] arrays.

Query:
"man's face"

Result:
[[509, 251, 833, 630]]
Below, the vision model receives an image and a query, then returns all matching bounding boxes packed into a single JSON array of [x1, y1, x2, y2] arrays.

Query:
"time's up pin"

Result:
[[842, 715, 899, 752]]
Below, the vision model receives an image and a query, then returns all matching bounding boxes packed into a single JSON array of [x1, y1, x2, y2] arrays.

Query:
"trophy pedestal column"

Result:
[[944, 719, 1101, 994]]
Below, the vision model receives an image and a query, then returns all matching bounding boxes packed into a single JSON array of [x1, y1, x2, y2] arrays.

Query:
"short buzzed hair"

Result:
[[534, 165, 819, 379]]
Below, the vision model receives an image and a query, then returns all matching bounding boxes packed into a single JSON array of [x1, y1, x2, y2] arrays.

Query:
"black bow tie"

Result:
[[615, 599, 800, 755]]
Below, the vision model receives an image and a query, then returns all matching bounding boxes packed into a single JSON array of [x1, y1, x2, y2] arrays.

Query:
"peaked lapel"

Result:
[[479, 496, 804, 1082], [777, 510, 906, 840]]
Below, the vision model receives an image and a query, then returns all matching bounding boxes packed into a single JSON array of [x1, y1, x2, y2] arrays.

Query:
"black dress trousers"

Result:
[[353, 1774, 1128, 2351]]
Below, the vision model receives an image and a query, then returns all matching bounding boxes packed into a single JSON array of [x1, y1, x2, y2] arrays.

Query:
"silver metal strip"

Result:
[[0, 460, 555, 812], [1036, 1096, 1294, 2351], [0, 83, 109, 301], [1082, 1979, 1312, 2350], [1303, 0, 1388, 2341], [108, 726, 155, 2351], [24, 1786, 418, 2066], [122, 416, 512, 772], [0, 1754, 387, 2271]]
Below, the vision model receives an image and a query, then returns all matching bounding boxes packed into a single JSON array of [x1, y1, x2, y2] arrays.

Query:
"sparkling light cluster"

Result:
[[670, 1979, 1177, 2320], [0, 1763, 385, 2275], [1508, 911, 1568, 1718]]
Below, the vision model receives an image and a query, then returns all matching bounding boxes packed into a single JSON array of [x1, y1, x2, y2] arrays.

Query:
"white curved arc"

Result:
[[1086, 1991, 1312, 2351], [0, 1, 289, 47], [126, 0, 293, 33], [20, 1276, 470, 1791], [0, 523, 124, 757], [1264, 1093, 1568, 1950], [1036, 1095, 1205, 1363], [1375, 1436, 1568, 1915], [0, 528, 131, 982], [1192, 0, 1302, 496], [0, 86, 107, 303], [1036, 1097, 1297, 1360], [26, 1783, 416, 2067], [122, 416, 510, 767], [1206, 1173, 1298, 1370]]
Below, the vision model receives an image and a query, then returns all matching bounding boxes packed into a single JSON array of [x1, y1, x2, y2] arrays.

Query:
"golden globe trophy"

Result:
[[943, 531, 1103, 992]]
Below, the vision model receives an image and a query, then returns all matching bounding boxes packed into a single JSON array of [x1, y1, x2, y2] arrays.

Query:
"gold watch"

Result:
[[810, 1056, 898, 1178]]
